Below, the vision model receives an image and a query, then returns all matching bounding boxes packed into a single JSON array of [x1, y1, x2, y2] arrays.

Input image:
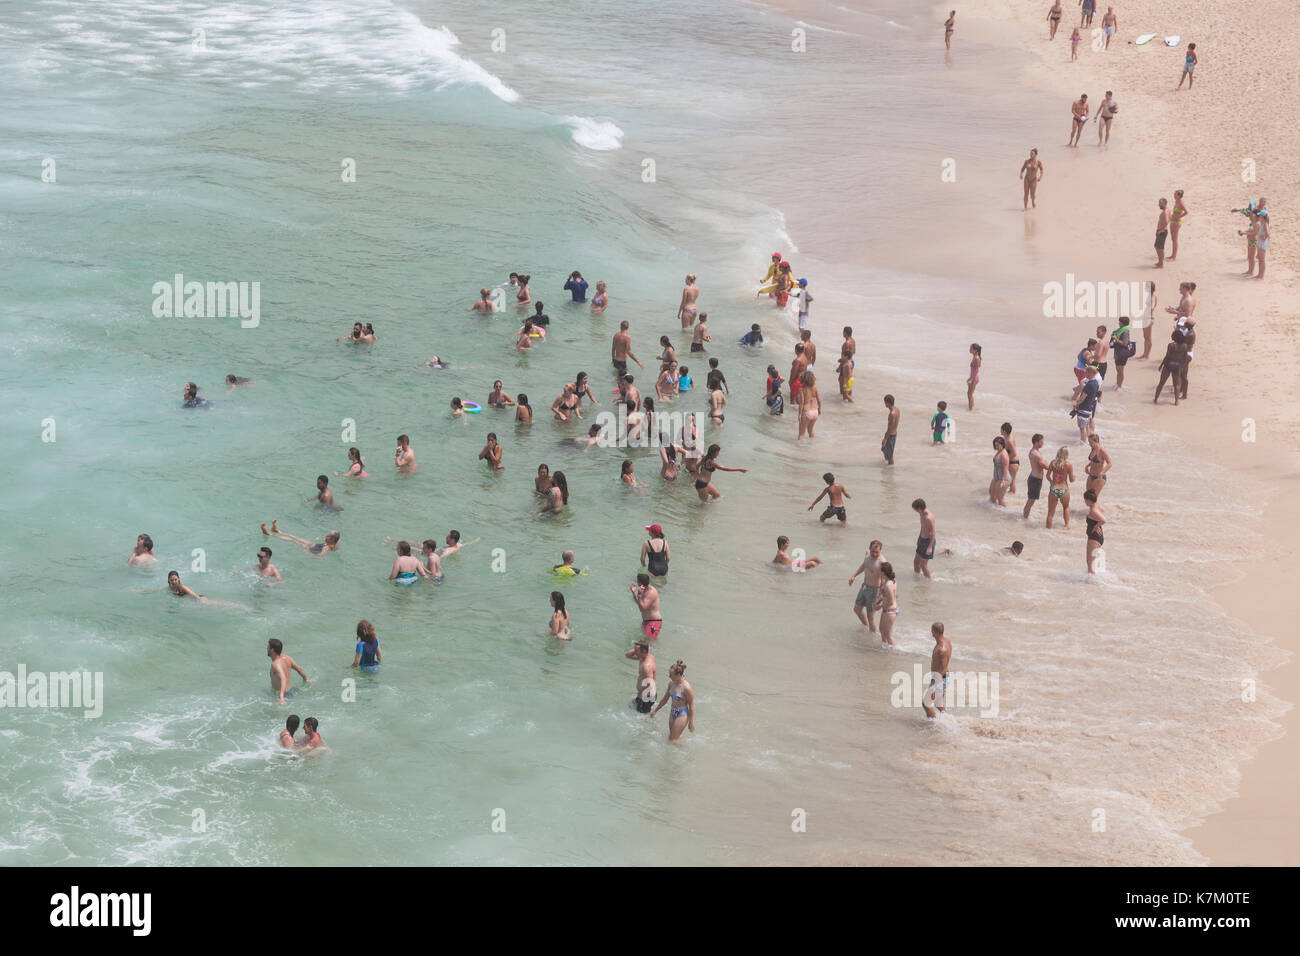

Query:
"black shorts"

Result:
[[1114, 351, 1128, 367], [635, 697, 653, 714], [1097, 362, 1108, 378], [690, 343, 704, 352], [821, 505, 847, 522], [1155, 230, 1168, 250], [612, 359, 627, 376], [1026, 475, 1043, 500]]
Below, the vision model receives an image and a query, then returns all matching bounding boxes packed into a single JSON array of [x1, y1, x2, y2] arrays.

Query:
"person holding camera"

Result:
[[564, 270, 589, 303]]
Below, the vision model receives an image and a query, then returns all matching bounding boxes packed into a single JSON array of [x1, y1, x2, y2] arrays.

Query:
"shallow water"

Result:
[[0, 0, 1285, 865]]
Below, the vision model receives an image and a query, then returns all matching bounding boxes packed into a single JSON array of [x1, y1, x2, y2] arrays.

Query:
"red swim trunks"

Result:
[[776, 292, 789, 307], [642, 619, 663, 639]]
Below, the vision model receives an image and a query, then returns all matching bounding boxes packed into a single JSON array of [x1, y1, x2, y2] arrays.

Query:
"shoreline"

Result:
[[765, 0, 1298, 864]]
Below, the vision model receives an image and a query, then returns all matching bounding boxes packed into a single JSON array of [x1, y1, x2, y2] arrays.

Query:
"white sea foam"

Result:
[[561, 116, 625, 151]]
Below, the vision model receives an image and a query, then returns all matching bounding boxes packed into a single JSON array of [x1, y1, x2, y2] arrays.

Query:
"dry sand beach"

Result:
[[766, 0, 1298, 863]]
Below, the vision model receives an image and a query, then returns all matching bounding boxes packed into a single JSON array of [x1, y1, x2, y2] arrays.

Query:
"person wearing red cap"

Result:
[[757, 253, 783, 296], [641, 524, 670, 578]]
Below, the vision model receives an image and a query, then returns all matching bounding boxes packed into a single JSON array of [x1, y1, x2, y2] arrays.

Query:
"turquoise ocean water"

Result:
[[0, 0, 1286, 864]]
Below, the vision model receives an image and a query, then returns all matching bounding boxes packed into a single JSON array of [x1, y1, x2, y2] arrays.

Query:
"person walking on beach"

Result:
[[931, 401, 950, 445], [990, 437, 1011, 506], [1020, 148, 1044, 210], [967, 343, 982, 410], [1048, 1, 1063, 40], [944, 10, 955, 50], [1175, 42, 1197, 91], [797, 371, 822, 440], [1085, 433, 1112, 499], [1045, 447, 1074, 529], [913, 499, 937, 578], [626, 641, 657, 713], [1168, 189, 1188, 260], [1022, 434, 1047, 519], [808, 472, 852, 524], [650, 660, 694, 742], [267, 638, 309, 706], [631, 573, 663, 639], [849, 540, 886, 632], [1173, 317, 1196, 399], [1084, 490, 1106, 573], [1254, 199, 1270, 279], [882, 394, 900, 464], [678, 274, 700, 329], [1096, 91, 1117, 144], [611, 321, 643, 381], [1069, 94, 1089, 147], [873, 563, 900, 645], [1001, 422, 1020, 492], [922, 623, 953, 718], [1079, 0, 1095, 28], [1101, 7, 1117, 48], [1069, 27, 1082, 61]]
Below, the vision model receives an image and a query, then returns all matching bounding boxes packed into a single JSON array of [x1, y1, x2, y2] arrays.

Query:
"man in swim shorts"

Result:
[[922, 623, 952, 719], [1072, 365, 1101, 442], [1155, 198, 1169, 268], [267, 638, 309, 706], [1101, 8, 1117, 49], [882, 395, 899, 464], [848, 539, 885, 631], [1022, 433, 1047, 519], [808, 472, 852, 524], [611, 321, 642, 380], [631, 573, 662, 638], [1069, 94, 1088, 147], [912, 499, 937, 578], [789, 344, 809, 407], [625, 641, 657, 714]]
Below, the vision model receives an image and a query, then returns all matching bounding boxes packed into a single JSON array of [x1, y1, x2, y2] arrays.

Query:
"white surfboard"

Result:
[[1135, 33, 1157, 45], [1163, 35, 1181, 47]]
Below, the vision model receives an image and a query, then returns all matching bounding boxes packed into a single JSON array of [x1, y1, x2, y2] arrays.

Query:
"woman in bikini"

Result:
[[1139, 281, 1157, 359], [1154, 341, 1185, 405], [694, 444, 747, 502], [1084, 490, 1107, 574], [944, 10, 955, 50], [515, 394, 533, 425], [797, 370, 822, 440], [650, 660, 694, 742], [591, 280, 609, 315], [535, 471, 569, 514], [872, 562, 899, 646], [515, 274, 531, 307], [1168, 189, 1188, 261], [1085, 434, 1112, 499], [1254, 200, 1270, 280], [1045, 447, 1075, 530], [967, 343, 982, 411], [1047, 1, 1063, 40], [514, 317, 537, 350], [572, 371, 600, 409], [549, 592, 571, 640], [551, 384, 582, 422], [334, 447, 368, 479], [1239, 210, 1260, 276], [677, 274, 699, 330], [658, 336, 677, 371], [655, 360, 679, 401], [990, 437, 1010, 506], [659, 441, 683, 481]]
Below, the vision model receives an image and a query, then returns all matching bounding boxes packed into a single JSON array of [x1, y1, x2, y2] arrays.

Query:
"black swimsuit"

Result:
[[695, 461, 716, 490]]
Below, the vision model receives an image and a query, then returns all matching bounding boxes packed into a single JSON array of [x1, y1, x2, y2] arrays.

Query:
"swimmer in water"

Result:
[[479, 432, 504, 471], [267, 637, 309, 705], [418, 540, 444, 581], [422, 356, 449, 369], [166, 570, 203, 600], [351, 619, 383, 672], [550, 592, 571, 640], [1004, 541, 1025, 556], [390, 540, 430, 584], [395, 434, 416, 472], [279, 714, 300, 748], [469, 288, 494, 313], [261, 520, 340, 555], [439, 529, 475, 557], [226, 374, 252, 389], [450, 397, 466, 417], [339, 322, 362, 343], [334, 447, 368, 479], [621, 459, 647, 487], [678, 274, 700, 330], [553, 549, 585, 576], [773, 535, 822, 570], [128, 533, 156, 566], [315, 475, 337, 510], [534, 471, 569, 514], [516, 393, 533, 425], [361, 323, 375, 342], [807, 472, 851, 524], [255, 546, 282, 582], [650, 660, 694, 742], [561, 424, 604, 451], [922, 623, 952, 718], [182, 382, 211, 408], [488, 381, 515, 408], [297, 716, 325, 750]]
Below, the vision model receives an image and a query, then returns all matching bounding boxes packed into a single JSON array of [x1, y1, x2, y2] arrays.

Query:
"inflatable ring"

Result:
[[463, 402, 482, 413]]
